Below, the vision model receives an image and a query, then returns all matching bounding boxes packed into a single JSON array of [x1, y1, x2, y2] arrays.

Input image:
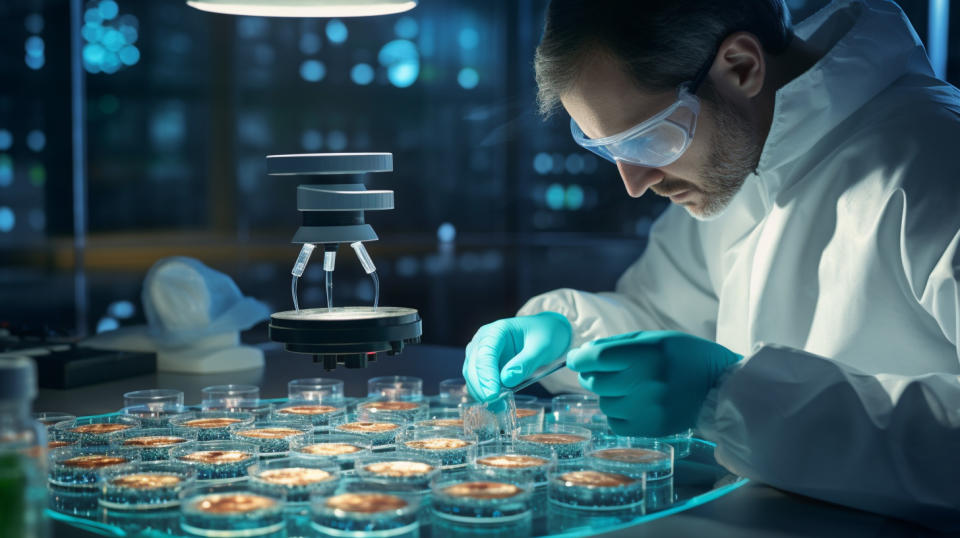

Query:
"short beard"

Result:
[[687, 93, 763, 221]]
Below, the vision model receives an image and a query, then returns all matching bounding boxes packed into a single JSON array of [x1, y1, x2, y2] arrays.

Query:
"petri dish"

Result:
[[228, 421, 310, 458], [180, 483, 285, 538], [169, 411, 255, 442], [171, 440, 258, 484], [248, 457, 340, 504], [98, 460, 196, 511], [396, 425, 474, 469], [516, 424, 593, 460]]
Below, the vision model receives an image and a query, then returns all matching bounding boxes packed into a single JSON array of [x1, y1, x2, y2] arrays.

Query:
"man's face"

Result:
[[561, 54, 763, 220]]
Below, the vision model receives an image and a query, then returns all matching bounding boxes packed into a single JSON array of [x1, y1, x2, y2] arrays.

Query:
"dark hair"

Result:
[[534, 0, 793, 117]]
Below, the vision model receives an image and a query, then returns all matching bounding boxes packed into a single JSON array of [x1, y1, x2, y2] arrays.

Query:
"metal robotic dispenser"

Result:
[[267, 153, 422, 370]]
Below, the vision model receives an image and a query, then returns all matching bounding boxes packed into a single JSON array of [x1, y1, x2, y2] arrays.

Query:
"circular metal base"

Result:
[[267, 153, 393, 175], [269, 307, 422, 370]]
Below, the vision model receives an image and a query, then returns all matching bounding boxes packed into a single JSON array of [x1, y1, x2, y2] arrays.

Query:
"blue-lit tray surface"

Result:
[[47, 403, 747, 537]]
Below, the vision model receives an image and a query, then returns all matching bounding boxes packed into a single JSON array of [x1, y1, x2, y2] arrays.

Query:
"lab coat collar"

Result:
[[754, 0, 934, 196]]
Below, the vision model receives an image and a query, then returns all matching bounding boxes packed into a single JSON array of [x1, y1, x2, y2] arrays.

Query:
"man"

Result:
[[462, 0, 960, 528]]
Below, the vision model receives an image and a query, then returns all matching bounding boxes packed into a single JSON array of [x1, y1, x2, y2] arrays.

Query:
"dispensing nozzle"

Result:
[[350, 242, 376, 274], [291, 243, 316, 277], [351, 241, 380, 311]]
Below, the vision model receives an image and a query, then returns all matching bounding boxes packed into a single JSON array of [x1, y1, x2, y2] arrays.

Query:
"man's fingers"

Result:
[[464, 330, 509, 402], [500, 343, 556, 388]]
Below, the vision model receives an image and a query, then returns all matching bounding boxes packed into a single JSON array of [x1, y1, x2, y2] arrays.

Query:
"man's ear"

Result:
[[710, 31, 766, 99]]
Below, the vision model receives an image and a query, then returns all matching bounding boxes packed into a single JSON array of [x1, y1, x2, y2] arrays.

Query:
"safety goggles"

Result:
[[570, 88, 700, 168], [570, 54, 714, 168]]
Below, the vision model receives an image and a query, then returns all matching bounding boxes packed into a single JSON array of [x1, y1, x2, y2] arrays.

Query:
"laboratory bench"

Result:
[[36, 344, 946, 538]]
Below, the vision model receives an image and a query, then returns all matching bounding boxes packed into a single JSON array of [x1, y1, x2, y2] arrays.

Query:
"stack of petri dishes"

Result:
[[201, 384, 274, 420], [356, 376, 430, 425], [120, 389, 190, 428], [274, 377, 348, 433]]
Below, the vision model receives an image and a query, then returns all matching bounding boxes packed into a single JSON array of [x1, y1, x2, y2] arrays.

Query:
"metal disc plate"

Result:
[[271, 307, 418, 323], [267, 153, 393, 175]]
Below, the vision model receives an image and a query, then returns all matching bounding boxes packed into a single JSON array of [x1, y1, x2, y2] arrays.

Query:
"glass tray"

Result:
[[46, 404, 748, 537]]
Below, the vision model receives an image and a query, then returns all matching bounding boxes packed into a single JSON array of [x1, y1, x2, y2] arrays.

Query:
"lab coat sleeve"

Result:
[[517, 205, 719, 393], [698, 227, 960, 528], [699, 347, 960, 528]]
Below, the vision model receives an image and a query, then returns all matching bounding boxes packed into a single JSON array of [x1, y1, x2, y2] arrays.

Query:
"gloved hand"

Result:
[[567, 331, 742, 437], [462, 312, 572, 402]]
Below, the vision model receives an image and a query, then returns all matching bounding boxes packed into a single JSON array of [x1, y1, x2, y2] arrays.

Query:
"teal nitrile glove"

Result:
[[566, 331, 742, 437], [462, 312, 572, 403]]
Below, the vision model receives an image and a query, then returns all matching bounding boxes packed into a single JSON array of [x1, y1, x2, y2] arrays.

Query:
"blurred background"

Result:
[[0, 0, 957, 348]]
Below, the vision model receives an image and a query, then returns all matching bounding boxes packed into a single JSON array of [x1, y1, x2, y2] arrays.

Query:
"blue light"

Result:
[[546, 183, 565, 210], [101, 28, 125, 52], [96, 317, 119, 334], [378, 39, 419, 88], [299, 59, 326, 82], [928, 0, 950, 79], [150, 103, 187, 149], [325, 19, 348, 44], [350, 63, 375, 85], [119, 24, 138, 44], [0, 207, 14, 232], [437, 222, 456, 243], [458, 28, 479, 49], [237, 17, 268, 39], [24, 54, 44, 70], [98, 0, 119, 20], [25, 14, 44, 34], [82, 23, 104, 43], [101, 51, 121, 74], [457, 67, 479, 89], [394, 16, 418, 39], [108, 300, 135, 319], [327, 130, 347, 151], [565, 153, 584, 174], [118, 45, 140, 66], [26, 130, 45, 152], [0, 155, 12, 187], [25, 36, 44, 58], [299, 32, 321, 55], [389, 64, 419, 88], [0, 132, 11, 151], [301, 129, 323, 151], [83, 43, 106, 65], [565, 184, 585, 210], [84, 8, 102, 25], [533, 153, 553, 175]]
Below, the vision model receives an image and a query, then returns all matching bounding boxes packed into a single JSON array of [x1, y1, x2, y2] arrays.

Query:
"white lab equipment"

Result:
[[86, 257, 270, 374]]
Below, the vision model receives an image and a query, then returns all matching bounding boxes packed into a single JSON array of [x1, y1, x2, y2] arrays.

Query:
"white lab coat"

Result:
[[518, 0, 960, 527]]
